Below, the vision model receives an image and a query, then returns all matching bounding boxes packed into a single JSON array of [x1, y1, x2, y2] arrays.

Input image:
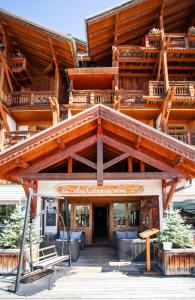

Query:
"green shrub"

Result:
[[157, 209, 193, 248], [0, 204, 38, 249]]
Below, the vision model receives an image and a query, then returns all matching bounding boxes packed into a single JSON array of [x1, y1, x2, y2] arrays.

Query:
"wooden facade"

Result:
[[0, 1, 194, 246]]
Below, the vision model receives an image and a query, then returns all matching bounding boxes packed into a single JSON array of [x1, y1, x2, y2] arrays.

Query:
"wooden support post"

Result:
[[165, 179, 178, 210], [69, 78, 74, 104], [97, 118, 103, 186], [146, 237, 151, 272], [49, 37, 60, 100], [68, 157, 73, 173], [140, 161, 145, 172], [128, 157, 133, 172], [0, 64, 4, 98]]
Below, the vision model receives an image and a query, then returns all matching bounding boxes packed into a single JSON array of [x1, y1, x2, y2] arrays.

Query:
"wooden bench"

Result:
[[33, 245, 69, 269]]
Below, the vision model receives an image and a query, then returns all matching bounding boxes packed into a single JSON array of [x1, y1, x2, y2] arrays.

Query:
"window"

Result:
[[128, 203, 140, 226], [75, 205, 90, 227], [113, 203, 126, 226]]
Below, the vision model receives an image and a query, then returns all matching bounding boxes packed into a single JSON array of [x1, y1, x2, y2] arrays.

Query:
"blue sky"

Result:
[[0, 0, 125, 41]]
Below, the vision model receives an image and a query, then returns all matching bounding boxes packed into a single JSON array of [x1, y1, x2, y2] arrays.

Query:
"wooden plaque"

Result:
[[56, 184, 144, 196]]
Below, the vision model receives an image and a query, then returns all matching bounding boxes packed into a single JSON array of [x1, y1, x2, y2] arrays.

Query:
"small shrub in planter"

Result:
[[188, 26, 195, 35], [157, 209, 193, 249], [0, 204, 38, 249], [148, 27, 161, 35]]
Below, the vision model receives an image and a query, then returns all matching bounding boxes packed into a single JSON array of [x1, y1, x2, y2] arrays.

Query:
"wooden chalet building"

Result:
[[0, 0, 194, 245]]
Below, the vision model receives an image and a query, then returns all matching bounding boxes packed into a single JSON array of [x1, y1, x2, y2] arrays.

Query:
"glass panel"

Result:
[[75, 205, 90, 227], [113, 203, 126, 227], [128, 203, 140, 226]]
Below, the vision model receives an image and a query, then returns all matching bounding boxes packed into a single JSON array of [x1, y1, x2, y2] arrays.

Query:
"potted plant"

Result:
[[157, 209, 193, 249], [148, 27, 161, 35], [0, 204, 39, 274], [188, 26, 195, 35]]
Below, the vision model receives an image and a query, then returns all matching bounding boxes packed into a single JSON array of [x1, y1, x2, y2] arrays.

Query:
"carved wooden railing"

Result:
[[145, 33, 194, 49], [70, 90, 114, 104], [5, 91, 55, 107], [117, 90, 145, 105], [148, 81, 195, 97], [168, 131, 195, 145], [4, 131, 39, 148], [10, 56, 27, 73]]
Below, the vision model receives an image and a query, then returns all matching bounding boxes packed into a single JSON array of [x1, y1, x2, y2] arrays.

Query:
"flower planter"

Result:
[[154, 244, 195, 275], [0, 245, 38, 275], [163, 242, 172, 251]]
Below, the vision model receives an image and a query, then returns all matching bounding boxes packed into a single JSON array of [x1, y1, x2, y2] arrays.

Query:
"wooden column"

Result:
[[128, 157, 133, 172], [97, 118, 103, 186], [68, 157, 73, 173]]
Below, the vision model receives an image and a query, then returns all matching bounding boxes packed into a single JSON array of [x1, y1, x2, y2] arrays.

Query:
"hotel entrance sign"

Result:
[[56, 184, 144, 196]]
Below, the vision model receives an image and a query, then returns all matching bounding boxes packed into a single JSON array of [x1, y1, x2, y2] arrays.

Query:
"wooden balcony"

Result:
[[149, 81, 195, 97], [146, 81, 195, 106], [4, 91, 55, 107], [145, 33, 195, 49], [4, 131, 38, 148], [70, 90, 114, 105], [168, 131, 195, 145], [10, 54, 33, 86]]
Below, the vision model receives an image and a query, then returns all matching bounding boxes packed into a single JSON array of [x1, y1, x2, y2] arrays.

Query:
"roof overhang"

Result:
[[0, 104, 194, 183], [85, 0, 195, 62], [0, 9, 78, 67]]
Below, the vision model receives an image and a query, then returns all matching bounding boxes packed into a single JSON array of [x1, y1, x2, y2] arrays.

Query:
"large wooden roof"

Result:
[[0, 104, 194, 183], [86, 0, 195, 62], [0, 9, 78, 67]]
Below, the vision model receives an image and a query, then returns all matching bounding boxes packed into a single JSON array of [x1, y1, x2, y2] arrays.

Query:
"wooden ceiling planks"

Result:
[[86, 0, 194, 62], [0, 9, 77, 68]]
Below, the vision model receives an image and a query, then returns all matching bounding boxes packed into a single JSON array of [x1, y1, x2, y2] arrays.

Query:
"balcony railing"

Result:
[[9, 54, 33, 86], [168, 131, 195, 145], [145, 33, 195, 49], [4, 131, 38, 148], [149, 81, 195, 97], [4, 91, 54, 107], [70, 90, 114, 105]]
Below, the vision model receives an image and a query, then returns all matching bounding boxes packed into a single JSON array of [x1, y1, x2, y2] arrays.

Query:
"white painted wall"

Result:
[[38, 180, 164, 230], [6, 114, 16, 131], [0, 184, 26, 204]]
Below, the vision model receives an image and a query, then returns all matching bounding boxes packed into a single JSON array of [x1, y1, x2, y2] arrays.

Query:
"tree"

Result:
[[157, 209, 193, 248], [0, 204, 38, 249]]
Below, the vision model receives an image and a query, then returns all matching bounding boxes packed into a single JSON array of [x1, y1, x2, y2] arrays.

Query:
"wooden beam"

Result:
[[140, 161, 145, 172], [68, 157, 73, 173], [18, 135, 97, 175], [165, 179, 179, 210], [0, 102, 10, 131], [128, 157, 133, 172], [71, 153, 97, 170], [0, 64, 4, 98], [135, 136, 142, 149], [103, 135, 184, 175], [164, 178, 179, 188], [56, 138, 65, 150], [160, 87, 175, 131], [97, 118, 103, 186], [15, 158, 30, 169], [172, 156, 184, 168], [49, 37, 59, 99], [17, 172, 180, 181], [103, 153, 129, 170]]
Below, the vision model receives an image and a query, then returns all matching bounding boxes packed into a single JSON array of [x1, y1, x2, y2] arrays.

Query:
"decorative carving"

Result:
[[0, 111, 99, 166], [99, 107, 195, 161]]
